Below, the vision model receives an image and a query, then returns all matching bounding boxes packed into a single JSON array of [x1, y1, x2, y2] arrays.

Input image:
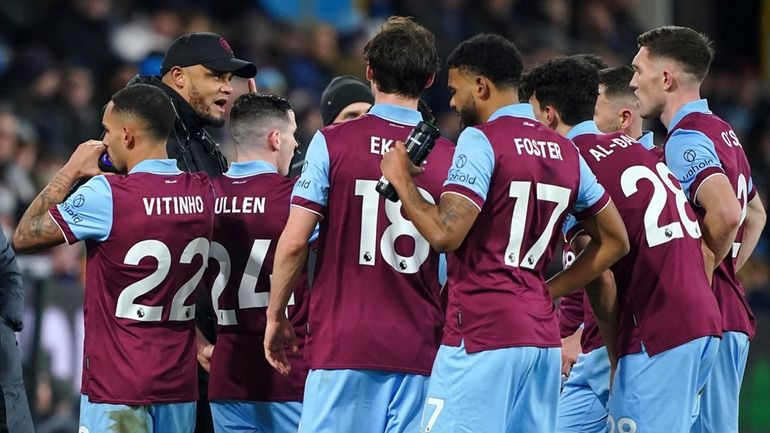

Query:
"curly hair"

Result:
[[363, 17, 440, 99], [519, 56, 598, 126], [447, 33, 523, 88]]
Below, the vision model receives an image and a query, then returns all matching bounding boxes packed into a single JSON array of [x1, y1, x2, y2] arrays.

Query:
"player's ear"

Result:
[[619, 108, 633, 130], [267, 129, 280, 152], [122, 127, 135, 149], [662, 69, 674, 91], [475, 76, 491, 100], [424, 73, 435, 90]]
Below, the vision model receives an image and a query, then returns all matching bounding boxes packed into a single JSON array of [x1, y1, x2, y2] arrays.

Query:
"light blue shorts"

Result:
[[420, 341, 560, 433], [690, 331, 749, 433], [210, 400, 301, 433], [299, 369, 429, 433], [78, 394, 195, 433], [557, 346, 611, 433], [607, 336, 719, 433]]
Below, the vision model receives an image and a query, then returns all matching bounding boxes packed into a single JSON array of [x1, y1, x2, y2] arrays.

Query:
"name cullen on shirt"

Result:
[[214, 196, 266, 214], [143, 196, 204, 216], [514, 137, 563, 160]]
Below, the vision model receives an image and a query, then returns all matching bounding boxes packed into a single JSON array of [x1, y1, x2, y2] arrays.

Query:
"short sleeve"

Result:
[[441, 127, 495, 210], [664, 129, 724, 202], [49, 176, 113, 243], [291, 131, 330, 218], [571, 155, 610, 220]]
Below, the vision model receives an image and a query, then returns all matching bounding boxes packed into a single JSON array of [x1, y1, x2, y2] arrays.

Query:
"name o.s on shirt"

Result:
[[142, 196, 205, 216], [214, 196, 266, 214], [587, 134, 636, 162], [514, 137, 563, 160], [370, 136, 395, 155]]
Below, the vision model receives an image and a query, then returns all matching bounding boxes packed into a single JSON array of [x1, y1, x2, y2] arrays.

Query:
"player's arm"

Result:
[[561, 327, 583, 377], [547, 202, 628, 298], [14, 140, 106, 253], [382, 142, 479, 251], [666, 131, 740, 267], [694, 174, 741, 266], [571, 233, 619, 371], [195, 326, 214, 373], [736, 192, 766, 271], [265, 207, 315, 376]]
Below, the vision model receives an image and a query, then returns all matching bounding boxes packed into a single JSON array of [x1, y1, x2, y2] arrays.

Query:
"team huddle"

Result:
[[9, 15, 763, 433]]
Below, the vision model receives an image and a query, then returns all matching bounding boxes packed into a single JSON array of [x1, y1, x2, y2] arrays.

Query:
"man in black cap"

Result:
[[128, 32, 256, 433], [289, 76, 374, 177], [129, 32, 257, 177], [320, 75, 374, 127]]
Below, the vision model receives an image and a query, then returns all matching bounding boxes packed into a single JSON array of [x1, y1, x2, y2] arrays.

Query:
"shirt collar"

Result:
[[368, 104, 423, 125], [487, 103, 536, 122], [639, 131, 655, 150], [129, 159, 183, 175], [668, 99, 711, 130], [226, 160, 278, 177], [565, 120, 601, 140]]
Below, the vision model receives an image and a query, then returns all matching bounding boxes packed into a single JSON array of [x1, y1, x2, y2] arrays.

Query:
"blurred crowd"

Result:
[[0, 0, 768, 429]]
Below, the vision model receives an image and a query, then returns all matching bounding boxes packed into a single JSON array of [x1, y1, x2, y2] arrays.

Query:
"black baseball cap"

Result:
[[320, 76, 374, 126], [161, 32, 257, 78]]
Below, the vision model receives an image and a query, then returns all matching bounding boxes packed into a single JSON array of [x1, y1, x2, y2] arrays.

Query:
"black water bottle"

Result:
[[376, 120, 441, 202]]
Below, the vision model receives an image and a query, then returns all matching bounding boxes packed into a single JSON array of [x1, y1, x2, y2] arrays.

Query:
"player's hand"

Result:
[[64, 140, 107, 178], [264, 313, 298, 376], [247, 78, 257, 93], [380, 141, 424, 186], [561, 331, 582, 377], [197, 343, 214, 373]]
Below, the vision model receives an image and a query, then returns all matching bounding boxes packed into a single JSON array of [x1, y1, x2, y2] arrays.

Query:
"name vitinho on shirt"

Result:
[[142, 196, 205, 216]]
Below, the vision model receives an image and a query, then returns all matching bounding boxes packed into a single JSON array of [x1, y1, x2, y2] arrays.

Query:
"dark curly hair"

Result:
[[637, 26, 714, 81], [363, 16, 440, 99], [519, 56, 598, 126], [447, 34, 523, 88]]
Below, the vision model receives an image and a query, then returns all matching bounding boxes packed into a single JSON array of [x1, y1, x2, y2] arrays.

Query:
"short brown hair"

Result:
[[637, 26, 714, 81], [363, 16, 440, 99]]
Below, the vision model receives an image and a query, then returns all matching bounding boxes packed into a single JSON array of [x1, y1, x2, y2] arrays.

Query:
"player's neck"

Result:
[[373, 92, 419, 110], [661, 88, 702, 129], [126, 144, 168, 172], [480, 89, 520, 122], [235, 149, 277, 171]]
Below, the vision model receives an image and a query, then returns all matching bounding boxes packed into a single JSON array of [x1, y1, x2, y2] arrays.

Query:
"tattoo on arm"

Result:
[[15, 169, 77, 251], [439, 195, 477, 232]]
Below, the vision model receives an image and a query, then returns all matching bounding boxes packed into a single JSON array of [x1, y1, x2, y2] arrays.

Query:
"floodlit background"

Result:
[[0, 0, 768, 431]]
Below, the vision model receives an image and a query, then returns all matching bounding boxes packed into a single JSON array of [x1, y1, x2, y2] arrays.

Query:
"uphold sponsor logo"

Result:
[[72, 194, 85, 208], [447, 169, 476, 185], [683, 149, 697, 162], [685, 158, 714, 180], [455, 154, 467, 168]]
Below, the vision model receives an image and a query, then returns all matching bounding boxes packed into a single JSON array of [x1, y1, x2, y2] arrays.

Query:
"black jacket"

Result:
[[0, 228, 23, 331], [127, 75, 228, 177]]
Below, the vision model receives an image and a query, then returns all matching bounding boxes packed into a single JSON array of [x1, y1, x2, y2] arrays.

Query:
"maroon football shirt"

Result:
[[559, 244, 603, 353], [666, 113, 757, 338], [207, 162, 309, 402], [573, 127, 722, 356], [440, 112, 610, 353], [51, 169, 215, 404], [291, 106, 454, 375]]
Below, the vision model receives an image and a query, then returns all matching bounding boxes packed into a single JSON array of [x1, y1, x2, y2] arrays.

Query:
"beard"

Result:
[[458, 100, 482, 130], [189, 85, 225, 127]]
